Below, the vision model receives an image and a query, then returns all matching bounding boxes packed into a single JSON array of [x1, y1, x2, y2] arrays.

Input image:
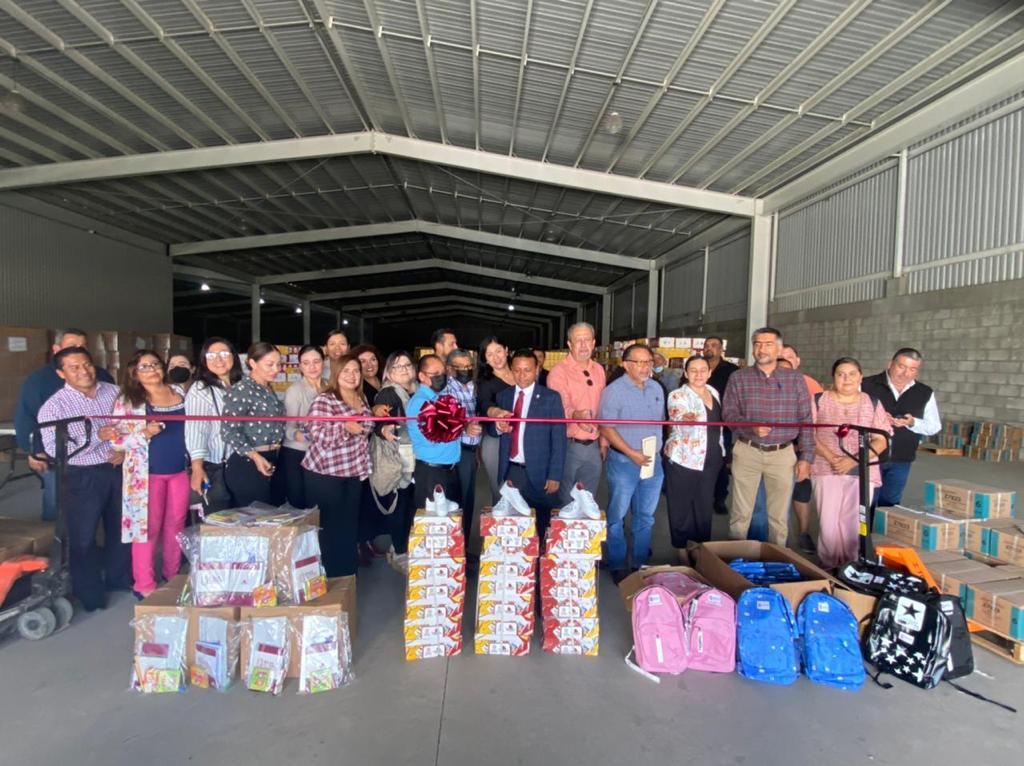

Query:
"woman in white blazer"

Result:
[[663, 355, 726, 552]]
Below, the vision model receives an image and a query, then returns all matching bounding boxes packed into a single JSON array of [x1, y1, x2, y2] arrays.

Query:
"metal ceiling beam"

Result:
[[760, 49, 1024, 214], [338, 295, 564, 317], [364, 304, 546, 328], [258, 257, 607, 294], [311, 280, 580, 308], [0, 132, 755, 216], [539, 0, 594, 163], [170, 219, 649, 270]]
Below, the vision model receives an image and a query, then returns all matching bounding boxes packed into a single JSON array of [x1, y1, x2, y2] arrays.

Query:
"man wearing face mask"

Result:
[[652, 352, 681, 393], [406, 354, 463, 510], [445, 349, 484, 540]]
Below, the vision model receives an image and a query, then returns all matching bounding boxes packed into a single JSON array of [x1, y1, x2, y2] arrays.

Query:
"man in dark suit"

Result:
[[493, 348, 567, 538]]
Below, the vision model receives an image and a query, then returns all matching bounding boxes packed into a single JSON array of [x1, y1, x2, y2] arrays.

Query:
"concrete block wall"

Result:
[[770, 279, 1024, 425]]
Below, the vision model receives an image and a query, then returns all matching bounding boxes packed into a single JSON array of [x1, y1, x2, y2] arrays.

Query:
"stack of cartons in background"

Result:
[[922, 479, 1017, 520], [474, 508, 538, 656], [540, 508, 605, 656], [0, 326, 49, 422], [933, 420, 974, 452], [966, 421, 1024, 462], [154, 333, 193, 361], [0, 516, 53, 562], [405, 507, 466, 660], [872, 505, 973, 551]]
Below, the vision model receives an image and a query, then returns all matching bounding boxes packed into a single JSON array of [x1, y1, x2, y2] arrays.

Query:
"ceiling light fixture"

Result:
[[508, 304, 515, 312], [259, 297, 266, 305], [200, 282, 211, 291], [603, 111, 624, 136], [295, 306, 303, 314], [342, 319, 349, 326]]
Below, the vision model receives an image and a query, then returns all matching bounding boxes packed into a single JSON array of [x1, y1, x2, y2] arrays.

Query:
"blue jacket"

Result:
[[406, 384, 461, 466], [15, 363, 115, 453], [494, 384, 567, 491]]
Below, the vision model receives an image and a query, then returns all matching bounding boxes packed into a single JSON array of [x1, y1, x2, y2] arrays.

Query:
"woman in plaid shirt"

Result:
[[302, 353, 373, 577]]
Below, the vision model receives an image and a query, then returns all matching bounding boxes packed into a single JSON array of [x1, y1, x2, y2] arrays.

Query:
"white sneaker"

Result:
[[425, 484, 459, 515], [572, 482, 602, 519], [493, 481, 531, 516]]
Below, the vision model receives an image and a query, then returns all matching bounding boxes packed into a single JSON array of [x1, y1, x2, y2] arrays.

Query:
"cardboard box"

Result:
[[966, 579, 1024, 638], [0, 326, 49, 421], [689, 541, 834, 612], [925, 560, 1010, 601], [617, 565, 709, 611], [989, 523, 1024, 566], [479, 509, 536, 538], [134, 576, 239, 669], [0, 517, 54, 556], [411, 507, 464, 537], [0, 533, 34, 563], [239, 576, 356, 678], [872, 506, 971, 551], [480, 535, 539, 559], [965, 517, 1020, 558], [408, 532, 466, 559], [923, 479, 1017, 519]]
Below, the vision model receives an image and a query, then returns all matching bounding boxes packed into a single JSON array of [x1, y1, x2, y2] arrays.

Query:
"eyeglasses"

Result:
[[581, 369, 593, 386], [451, 366, 474, 373], [624, 359, 653, 367], [391, 363, 413, 371], [137, 363, 163, 372], [205, 351, 233, 361]]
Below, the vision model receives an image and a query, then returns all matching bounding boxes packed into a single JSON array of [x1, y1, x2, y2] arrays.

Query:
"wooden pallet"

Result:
[[971, 626, 1024, 665], [918, 443, 964, 457]]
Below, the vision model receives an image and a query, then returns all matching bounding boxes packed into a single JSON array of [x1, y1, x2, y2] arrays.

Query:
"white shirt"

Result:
[[884, 374, 941, 437], [510, 383, 535, 464]]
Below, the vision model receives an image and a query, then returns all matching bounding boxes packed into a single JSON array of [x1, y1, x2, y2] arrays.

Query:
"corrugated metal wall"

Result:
[[633, 276, 649, 335], [661, 253, 704, 329], [774, 162, 896, 312], [904, 98, 1024, 294], [704, 233, 749, 323], [0, 202, 172, 333], [611, 283, 633, 334]]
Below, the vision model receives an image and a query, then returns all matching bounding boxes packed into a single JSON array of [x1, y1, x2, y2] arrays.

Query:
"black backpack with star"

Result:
[[865, 590, 951, 690]]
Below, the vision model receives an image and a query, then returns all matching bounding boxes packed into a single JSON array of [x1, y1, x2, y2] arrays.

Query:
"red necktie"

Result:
[[510, 389, 525, 460]]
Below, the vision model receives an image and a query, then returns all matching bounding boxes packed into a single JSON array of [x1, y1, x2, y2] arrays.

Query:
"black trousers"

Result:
[[413, 460, 460, 513], [714, 429, 733, 505], [456, 445, 479, 540], [273, 446, 309, 508], [381, 484, 416, 555], [304, 471, 363, 577], [225, 450, 279, 507], [665, 452, 723, 548], [64, 463, 131, 610], [505, 463, 560, 542]]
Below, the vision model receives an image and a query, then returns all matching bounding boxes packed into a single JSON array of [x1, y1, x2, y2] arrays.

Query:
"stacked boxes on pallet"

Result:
[[404, 505, 466, 660], [474, 507, 538, 656]]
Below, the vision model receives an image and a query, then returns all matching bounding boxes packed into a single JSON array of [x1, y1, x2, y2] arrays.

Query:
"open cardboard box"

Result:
[[617, 564, 709, 612], [688, 540, 878, 627]]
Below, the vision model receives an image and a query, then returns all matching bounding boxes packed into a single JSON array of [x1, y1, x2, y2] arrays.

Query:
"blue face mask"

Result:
[[653, 366, 664, 374]]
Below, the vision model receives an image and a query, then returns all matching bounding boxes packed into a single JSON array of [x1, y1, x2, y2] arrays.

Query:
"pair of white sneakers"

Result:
[[558, 482, 602, 520]]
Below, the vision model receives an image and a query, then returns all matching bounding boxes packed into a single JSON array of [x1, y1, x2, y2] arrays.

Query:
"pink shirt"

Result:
[[547, 357, 606, 441], [812, 391, 891, 485]]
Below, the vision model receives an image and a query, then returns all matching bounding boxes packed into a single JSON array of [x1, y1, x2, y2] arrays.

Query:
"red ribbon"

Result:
[[416, 394, 467, 444]]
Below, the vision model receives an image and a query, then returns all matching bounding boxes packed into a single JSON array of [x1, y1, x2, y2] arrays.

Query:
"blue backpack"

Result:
[[736, 588, 800, 685], [797, 592, 865, 691]]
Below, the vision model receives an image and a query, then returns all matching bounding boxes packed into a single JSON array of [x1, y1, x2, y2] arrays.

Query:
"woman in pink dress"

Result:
[[811, 357, 891, 569]]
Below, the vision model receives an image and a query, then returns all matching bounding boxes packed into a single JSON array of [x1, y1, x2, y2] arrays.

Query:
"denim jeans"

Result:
[[877, 461, 913, 507], [41, 468, 58, 522], [747, 480, 769, 542], [605, 450, 664, 570]]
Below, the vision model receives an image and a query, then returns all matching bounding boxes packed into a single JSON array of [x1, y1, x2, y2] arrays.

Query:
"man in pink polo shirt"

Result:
[[547, 322, 606, 506]]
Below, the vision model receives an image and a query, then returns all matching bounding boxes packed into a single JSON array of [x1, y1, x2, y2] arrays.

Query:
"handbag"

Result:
[[368, 434, 404, 511]]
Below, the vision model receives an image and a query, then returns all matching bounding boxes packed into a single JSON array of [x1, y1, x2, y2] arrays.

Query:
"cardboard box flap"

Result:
[[618, 565, 708, 611]]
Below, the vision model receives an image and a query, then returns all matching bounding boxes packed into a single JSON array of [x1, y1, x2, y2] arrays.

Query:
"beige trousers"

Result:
[[728, 439, 797, 547]]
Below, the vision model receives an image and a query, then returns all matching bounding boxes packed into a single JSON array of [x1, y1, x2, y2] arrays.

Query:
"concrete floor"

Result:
[[1, 452, 1022, 766]]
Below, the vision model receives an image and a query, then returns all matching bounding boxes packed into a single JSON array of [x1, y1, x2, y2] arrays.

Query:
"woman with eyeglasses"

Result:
[[221, 342, 286, 506], [101, 350, 190, 598], [663, 355, 725, 552], [303, 353, 373, 577], [185, 337, 242, 512], [352, 343, 391, 564], [476, 336, 516, 503], [275, 344, 326, 509], [371, 351, 418, 573]]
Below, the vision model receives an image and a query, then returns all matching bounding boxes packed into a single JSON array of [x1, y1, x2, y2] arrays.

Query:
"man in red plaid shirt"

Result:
[[722, 327, 814, 547]]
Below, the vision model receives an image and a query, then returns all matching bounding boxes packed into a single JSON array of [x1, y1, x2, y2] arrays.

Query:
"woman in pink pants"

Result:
[[811, 357, 891, 569], [103, 350, 191, 598]]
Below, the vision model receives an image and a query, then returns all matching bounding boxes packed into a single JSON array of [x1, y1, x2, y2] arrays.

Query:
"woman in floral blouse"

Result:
[[101, 350, 189, 598], [663, 355, 725, 551], [302, 354, 372, 577], [221, 342, 285, 506]]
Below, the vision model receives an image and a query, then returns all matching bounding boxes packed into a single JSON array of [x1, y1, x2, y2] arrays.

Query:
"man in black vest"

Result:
[[862, 348, 941, 507]]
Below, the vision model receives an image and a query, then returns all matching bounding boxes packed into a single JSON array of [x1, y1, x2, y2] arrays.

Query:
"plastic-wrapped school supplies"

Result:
[[190, 613, 240, 691], [405, 488, 466, 661], [243, 616, 290, 695], [178, 516, 326, 607], [540, 485, 604, 656], [475, 488, 538, 657], [297, 613, 354, 694], [131, 611, 188, 693], [728, 560, 802, 585]]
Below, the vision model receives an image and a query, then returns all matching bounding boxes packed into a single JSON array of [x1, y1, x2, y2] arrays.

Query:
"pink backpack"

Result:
[[683, 588, 736, 673], [627, 585, 689, 679]]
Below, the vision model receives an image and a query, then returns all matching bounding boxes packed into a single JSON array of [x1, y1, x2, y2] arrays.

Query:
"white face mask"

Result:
[[653, 366, 664, 374]]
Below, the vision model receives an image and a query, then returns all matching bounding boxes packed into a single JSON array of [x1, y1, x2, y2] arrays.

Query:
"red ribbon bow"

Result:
[[417, 395, 467, 443]]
